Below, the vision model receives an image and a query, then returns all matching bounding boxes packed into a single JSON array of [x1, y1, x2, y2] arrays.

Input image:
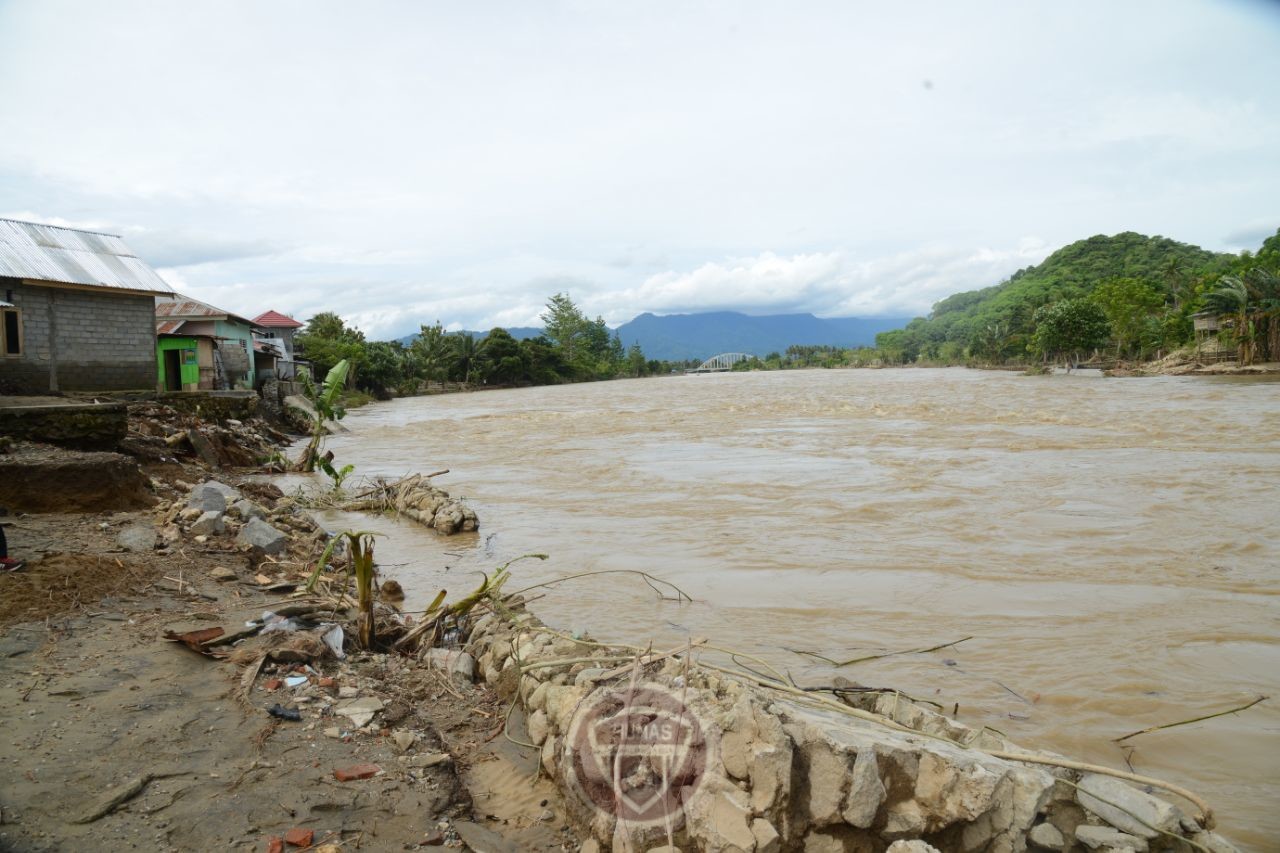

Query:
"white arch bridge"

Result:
[[687, 352, 753, 373]]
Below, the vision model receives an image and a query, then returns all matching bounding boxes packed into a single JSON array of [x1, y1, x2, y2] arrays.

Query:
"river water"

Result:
[[318, 368, 1279, 848]]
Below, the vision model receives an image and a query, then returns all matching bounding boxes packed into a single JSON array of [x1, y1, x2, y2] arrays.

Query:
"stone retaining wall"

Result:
[[158, 391, 259, 423], [461, 606, 1239, 853], [0, 402, 127, 450]]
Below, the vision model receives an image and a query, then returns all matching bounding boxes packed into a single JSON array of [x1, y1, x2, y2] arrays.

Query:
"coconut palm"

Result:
[[1203, 269, 1280, 364]]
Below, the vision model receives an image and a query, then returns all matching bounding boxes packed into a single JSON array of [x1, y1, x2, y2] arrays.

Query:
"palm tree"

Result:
[[450, 333, 487, 385], [1203, 269, 1280, 365]]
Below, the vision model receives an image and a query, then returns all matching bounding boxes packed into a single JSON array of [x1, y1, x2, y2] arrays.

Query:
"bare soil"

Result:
[[0, 409, 577, 853]]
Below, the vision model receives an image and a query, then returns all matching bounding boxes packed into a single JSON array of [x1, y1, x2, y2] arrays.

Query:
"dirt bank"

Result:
[[0, 402, 576, 853]]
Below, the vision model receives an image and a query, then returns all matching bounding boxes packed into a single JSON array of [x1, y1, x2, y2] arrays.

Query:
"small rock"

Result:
[[886, 842, 942, 853], [527, 710, 549, 746], [574, 667, 608, 686], [751, 818, 781, 853], [236, 517, 289, 555], [187, 482, 228, 513], [323, 727, 342, 739], [189, 510, 225, 536], [209, 566, 237, 582], [1076, 824, 1148, 852], [392, 730, 416, 752], [422, 830, 445, 846], [335, 696, 384, 728], [116, 524, 157, 552], [579, 841, 601, 853], [407, 752, 451, 769], [231, 498, 266, 520], [842, 746, 885, 828], [338, 685, 359, 699], [425, 648, 476, 682], [1029, 822, 1065, 849], [538, 808, 554, 822], [1077, 773, 1180, 840]]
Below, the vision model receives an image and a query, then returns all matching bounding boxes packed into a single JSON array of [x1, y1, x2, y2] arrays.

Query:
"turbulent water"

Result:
[[320, 368, 1279, 848]]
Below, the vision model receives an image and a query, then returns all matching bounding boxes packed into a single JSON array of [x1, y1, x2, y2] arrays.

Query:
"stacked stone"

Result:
[[460, 608, 1240, 853]]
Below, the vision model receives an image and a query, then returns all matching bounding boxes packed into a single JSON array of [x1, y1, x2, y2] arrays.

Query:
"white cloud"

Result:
[[1, 1, 1277, 339]]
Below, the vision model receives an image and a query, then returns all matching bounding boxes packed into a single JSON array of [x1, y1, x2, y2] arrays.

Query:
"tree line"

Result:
[[734, 229, 1280, 370], [294, 293, 693, 399]]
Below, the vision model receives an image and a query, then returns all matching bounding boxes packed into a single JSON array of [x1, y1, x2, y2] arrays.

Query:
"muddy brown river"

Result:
[[317, 367, 1279, 848]]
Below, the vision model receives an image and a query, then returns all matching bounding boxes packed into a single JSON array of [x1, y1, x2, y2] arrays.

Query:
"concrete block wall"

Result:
[[0, 281, 158, 393]]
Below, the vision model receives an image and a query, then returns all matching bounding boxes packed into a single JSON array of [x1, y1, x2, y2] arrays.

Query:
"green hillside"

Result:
[[877, 232, 1235, 363]]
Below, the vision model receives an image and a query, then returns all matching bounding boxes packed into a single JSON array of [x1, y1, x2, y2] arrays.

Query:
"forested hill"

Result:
[[879, 232, 1235, 361]]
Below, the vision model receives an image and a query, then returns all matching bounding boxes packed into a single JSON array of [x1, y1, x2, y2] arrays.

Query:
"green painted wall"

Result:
[[156, 336, 200, 388]]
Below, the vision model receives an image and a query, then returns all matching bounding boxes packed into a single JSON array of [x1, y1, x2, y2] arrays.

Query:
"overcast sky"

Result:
[[2, 1, 1277, 339]]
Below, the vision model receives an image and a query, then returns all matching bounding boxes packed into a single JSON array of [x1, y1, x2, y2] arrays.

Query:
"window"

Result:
[[1, 308, 20, 356]]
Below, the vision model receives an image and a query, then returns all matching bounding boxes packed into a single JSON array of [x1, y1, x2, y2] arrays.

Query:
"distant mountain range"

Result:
[[612, 312, 909, 361], [396, 311, 908, 362]]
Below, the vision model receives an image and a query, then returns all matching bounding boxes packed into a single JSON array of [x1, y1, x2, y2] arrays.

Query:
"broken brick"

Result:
[[264, 678, 283, 691], [265, 836, 284, 853], [333, 763, 381, 781], [283, 827, 314, 847]]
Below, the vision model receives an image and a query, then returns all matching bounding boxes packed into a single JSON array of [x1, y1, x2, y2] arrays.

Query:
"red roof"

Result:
[[253, 310, 304, 329]]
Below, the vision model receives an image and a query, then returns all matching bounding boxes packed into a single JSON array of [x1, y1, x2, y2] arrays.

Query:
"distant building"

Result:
[[0, 218, 173, 393], [155, 296, 262, 390], [252, 309, 309, 380], [252, 310, 303, 358]]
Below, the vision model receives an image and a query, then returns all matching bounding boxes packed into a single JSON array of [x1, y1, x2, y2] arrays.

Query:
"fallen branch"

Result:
[[1113, 695, 1268, 744], [510, 569, 694, 603], [790, 636, 973, 667], [72, 772, 186, 824]]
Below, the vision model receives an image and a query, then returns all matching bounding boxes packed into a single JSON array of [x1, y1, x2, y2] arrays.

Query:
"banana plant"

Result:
[[293, 359, 350, 473], [306, 529, 380, 648]]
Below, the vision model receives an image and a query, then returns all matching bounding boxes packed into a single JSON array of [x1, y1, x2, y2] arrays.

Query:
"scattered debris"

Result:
[[333, 763, 381, 782]]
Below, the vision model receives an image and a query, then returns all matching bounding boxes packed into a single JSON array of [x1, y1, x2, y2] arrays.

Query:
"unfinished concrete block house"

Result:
[[0, 218, 173, 393]]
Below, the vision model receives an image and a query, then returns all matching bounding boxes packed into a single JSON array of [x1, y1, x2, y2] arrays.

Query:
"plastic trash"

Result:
[[267, 704, 302, 721], [284, 675, 308, 688], [260, 611, 302, 634], [321, 625, 346, 659]]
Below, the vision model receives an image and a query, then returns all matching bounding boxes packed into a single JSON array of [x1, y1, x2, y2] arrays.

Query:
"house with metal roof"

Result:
[[155, 295, 263, 391], [0, 218, 173, 393]]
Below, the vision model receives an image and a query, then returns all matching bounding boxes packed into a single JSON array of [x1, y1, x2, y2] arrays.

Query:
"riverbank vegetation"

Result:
[[295, 292, 696, 399], [733, 229, 1280, 371]]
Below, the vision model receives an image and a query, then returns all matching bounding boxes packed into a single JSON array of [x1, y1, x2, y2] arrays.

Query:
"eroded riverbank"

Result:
[[321, 367, 1280, 850]]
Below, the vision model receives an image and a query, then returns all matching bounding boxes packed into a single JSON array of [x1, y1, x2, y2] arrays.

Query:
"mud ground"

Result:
[[0, 444, 575, 852]]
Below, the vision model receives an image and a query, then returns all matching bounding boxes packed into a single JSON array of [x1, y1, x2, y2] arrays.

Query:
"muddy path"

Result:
[[0, 442, 577, 852]]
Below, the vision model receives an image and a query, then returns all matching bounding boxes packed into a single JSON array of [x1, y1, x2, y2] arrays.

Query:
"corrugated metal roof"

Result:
[[156, 319, 187, 335], [156, 295, 256, 328], [0, 218, 173, 294], [0, 300, 13, 308]]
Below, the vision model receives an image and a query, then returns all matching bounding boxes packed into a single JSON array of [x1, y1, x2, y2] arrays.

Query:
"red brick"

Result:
[[264, 678, 283, 691], [284, 827, 314, 847], [265, 836, 284, 853], [333, 763, 381, 781]]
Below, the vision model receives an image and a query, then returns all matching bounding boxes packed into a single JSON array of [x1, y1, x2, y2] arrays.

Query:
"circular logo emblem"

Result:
[[564, 682, 714, 825]]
